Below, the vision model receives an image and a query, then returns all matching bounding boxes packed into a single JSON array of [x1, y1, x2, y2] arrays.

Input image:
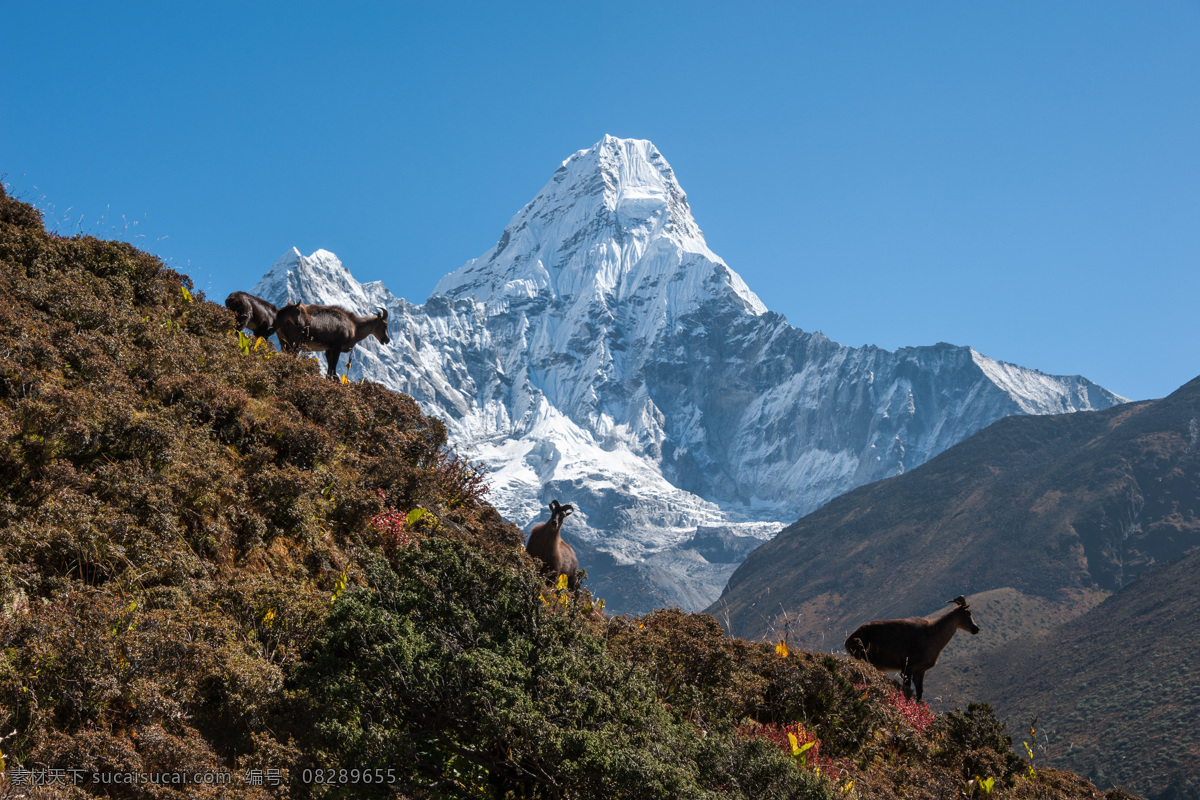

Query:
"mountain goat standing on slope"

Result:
[[274, 303, 390, 380], [526, 500, 579, 590], [844, 595, 980, 702]]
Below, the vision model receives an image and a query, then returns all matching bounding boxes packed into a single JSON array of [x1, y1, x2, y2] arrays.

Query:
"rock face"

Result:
[[252, 135, 1125, 614]]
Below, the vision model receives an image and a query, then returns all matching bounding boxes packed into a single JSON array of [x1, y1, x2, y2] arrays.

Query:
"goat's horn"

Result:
[[549, 500, 560, 511], [377, 306, 388, 319], [947, 595, 968, 606]]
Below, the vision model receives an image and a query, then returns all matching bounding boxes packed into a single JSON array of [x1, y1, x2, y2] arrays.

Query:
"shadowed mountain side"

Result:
[[709, 376, 1200, 649], [939, 549, 1200, 797]]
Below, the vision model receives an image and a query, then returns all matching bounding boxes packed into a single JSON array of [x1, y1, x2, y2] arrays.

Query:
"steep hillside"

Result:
[[252, 135, 1123, 614], [711, 377, 1200, 649], [0, 187, 1133, 799], [940, 549, 1200, 798], [0, 185, 518, 796]]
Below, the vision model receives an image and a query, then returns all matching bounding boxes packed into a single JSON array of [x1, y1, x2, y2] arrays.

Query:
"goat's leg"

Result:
[[901, 669, 914, 700], [325, 350, 341, 379], [913, 671, 926, 703]]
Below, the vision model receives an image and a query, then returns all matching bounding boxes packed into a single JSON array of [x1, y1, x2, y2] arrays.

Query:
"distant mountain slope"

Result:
[[942, 549, 1200, 797], [253, 136, 1125, 614], [711, 376, 1200, 647]]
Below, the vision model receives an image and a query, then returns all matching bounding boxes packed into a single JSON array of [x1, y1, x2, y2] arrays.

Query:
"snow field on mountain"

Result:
[[251, 136, 1125, 613]]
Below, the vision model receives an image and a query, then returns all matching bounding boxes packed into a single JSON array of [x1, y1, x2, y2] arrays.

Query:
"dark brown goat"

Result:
[[525, 500, 579, 590], [275, 303, 390, 379], [844, 595, 980, 702], [224, 291, 279, 340]]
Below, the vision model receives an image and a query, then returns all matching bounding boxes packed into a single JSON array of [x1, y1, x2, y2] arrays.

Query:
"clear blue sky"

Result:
[[3, 1, 1197, 401]]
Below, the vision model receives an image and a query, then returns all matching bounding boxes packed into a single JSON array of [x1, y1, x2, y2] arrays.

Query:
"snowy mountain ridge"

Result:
[[252, 136, 1125, 614]]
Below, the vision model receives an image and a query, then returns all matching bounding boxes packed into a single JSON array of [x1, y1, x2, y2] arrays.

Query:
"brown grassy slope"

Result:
[[940, 548, 1200, 798], [0, 185, 519, 794], [709, 377, 1200, 651]]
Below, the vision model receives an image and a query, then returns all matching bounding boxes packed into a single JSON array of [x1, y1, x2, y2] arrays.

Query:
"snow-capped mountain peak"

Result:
[[252, 136, 1125, 615], [252, 247, 394, 314], [433, 135, 767, 317]]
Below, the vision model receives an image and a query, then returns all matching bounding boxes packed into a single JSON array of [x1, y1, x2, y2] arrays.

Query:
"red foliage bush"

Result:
[[370, 501, 421, 549], [737, 721, 821, 765], [885, 688, 935, 734]]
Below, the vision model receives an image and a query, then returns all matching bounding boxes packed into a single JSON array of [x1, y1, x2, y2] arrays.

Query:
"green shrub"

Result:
[[290, 543, 829, 799], [933, 702, 1025, 784]]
